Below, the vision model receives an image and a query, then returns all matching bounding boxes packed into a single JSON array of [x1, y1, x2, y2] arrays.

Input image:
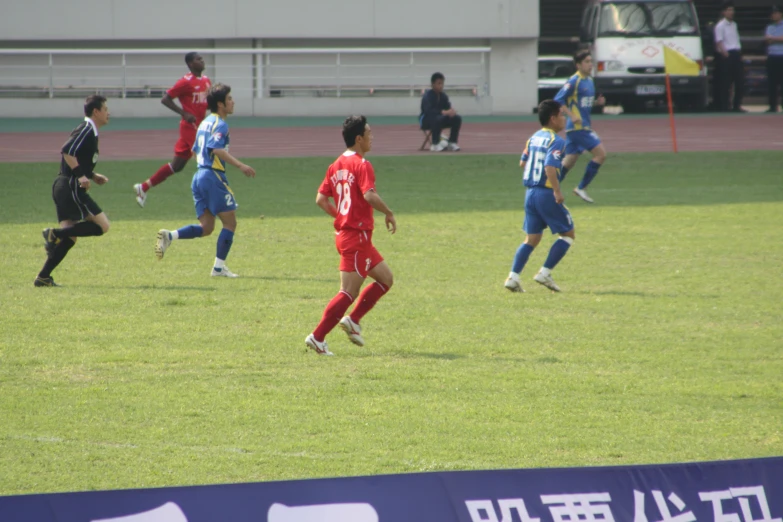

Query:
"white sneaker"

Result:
[[305, 334, 334, 356], [211, 266, 239, 278], [134, 184, 147, 208], [447, 142, 461, 151], [573, 187, 594, 203], [339, 316, 365, 347], [534, 270, 561, 292], [155, 229, 171, 260], [504, 277, 524, 293], [430, 143, 447, 152]]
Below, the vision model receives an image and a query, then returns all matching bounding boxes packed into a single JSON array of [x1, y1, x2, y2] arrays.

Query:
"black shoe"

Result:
[[42, 228, 59, 255], [731, 107, 748, 113], [765, 108, 778, 113], [34, 276, 60, 287]]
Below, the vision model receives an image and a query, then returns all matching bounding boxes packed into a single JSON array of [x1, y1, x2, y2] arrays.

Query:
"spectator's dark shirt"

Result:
[[420, 89, 452, 121]]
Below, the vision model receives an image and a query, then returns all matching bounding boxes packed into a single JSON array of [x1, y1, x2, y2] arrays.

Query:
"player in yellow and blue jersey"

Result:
[[504, 100, 575, 293], [154, 84, 256, 277], [554, 50, 607, 204]]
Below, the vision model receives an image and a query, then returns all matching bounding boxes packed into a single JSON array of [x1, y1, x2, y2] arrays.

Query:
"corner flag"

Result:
[[662, 47, 700, 153], [663, 47, 700, 76]]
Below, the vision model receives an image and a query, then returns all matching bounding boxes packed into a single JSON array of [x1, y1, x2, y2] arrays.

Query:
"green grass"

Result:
[[1, 151, 781, 495]]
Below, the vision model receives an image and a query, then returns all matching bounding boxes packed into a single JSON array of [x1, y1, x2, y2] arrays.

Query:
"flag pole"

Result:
[[665, 73, 678, 153]]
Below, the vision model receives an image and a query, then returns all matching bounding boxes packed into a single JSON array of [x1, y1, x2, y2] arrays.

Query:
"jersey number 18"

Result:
[[334, 182, 352, 215]]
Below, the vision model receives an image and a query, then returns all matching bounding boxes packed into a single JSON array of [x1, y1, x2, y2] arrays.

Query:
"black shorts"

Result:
[[52, 175, 103, 223]]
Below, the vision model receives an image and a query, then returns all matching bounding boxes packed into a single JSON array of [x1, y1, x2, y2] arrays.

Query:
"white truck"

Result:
[[579, 0, 708, 112]]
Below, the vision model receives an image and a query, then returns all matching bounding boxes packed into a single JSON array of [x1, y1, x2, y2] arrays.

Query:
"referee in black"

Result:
[[35, 95, 111, 287]]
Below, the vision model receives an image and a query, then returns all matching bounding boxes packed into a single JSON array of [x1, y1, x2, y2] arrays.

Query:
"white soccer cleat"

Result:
[[155, 229, 171, 260], [573, 187, 594, 203], [504, 277, 524, 293], [305, 334, 334, 356], [211, 266, 239, 278], [338, 316, 365, 347], [447, 142, 461, 151], [430, 143, 447, 152], [134, 184, 147, 208], [534, 270, 561, 292]]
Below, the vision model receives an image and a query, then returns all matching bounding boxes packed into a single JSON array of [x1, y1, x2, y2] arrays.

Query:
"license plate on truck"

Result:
[[636, 85, 666, 95]]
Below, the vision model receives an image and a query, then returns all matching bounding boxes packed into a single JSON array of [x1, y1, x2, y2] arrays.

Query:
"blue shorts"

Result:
[[524, 187, 574, 235], [191, 168, 237, 218], [565, 129, 602, 155]]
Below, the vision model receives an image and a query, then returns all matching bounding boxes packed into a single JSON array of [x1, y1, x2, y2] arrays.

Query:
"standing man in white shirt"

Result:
[[714, 2, 746, 112], [765, 5, 783, 113]]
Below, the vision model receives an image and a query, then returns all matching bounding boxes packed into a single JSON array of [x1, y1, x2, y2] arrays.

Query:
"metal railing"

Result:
[[0, 47, 491, 100]]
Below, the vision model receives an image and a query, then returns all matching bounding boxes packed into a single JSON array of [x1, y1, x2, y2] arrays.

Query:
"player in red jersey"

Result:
[[134, 52, 211, 207], [305, 115, 397, 356]]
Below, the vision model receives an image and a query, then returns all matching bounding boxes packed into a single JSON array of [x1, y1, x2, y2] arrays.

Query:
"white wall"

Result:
[[0, 0, 537, 39], [0, 96, 492, 118], [0, 0, 539, 116]]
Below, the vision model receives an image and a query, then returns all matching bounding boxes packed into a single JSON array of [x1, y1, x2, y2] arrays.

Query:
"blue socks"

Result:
[[174, 225, 203, 239], [512, 243, 535, 274], [578, 160, 602, 190], [543, 237, 573, 270], [559, 166, 570, 182], [216, 228, 234, 263]]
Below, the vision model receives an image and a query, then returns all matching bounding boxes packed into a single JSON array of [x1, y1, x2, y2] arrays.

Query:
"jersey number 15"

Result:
[[523, 151, 544, 183]]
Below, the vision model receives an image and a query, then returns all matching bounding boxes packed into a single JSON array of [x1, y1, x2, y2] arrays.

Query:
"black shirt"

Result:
[[420, 89, 452, 121], [60, 118, 99, 178]]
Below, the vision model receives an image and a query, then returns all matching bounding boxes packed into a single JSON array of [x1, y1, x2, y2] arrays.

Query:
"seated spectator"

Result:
[[419, 72, 462, 151]]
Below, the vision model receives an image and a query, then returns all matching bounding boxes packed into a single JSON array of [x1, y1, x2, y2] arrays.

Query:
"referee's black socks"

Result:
[[55, 221, 104, 238], [38, 237, 76, 279]]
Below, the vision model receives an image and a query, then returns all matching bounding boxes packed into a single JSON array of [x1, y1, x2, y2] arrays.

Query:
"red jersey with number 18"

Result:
[[319, 151, 376, 232]]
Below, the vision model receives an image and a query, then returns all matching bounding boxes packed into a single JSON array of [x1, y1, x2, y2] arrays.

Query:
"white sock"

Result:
[[170, 230, 179, 240], [539, 267, 552, 277], [508, 271, 520, 281], [214, 258, 226, 270]]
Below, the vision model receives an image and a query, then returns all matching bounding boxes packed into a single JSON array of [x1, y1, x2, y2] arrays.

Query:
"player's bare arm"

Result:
[[315, 193, 338, 218], [212, 149, 256, 178], [520, 160, 527, 169], [545, 166, 564, 204], [364, 190, 396, 234], [161, 93, 196, 124], [63, 154, 92, 189]]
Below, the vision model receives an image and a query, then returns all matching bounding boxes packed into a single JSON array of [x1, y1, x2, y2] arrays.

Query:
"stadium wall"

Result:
[[0, 0, 539, 117]]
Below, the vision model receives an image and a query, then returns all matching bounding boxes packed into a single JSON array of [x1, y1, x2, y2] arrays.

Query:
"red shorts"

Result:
[[174, 122, 198, 158], [335, 229, 384, 277]]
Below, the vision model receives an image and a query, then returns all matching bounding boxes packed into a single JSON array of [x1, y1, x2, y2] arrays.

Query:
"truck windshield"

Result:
[[597, 2, 699, 37]]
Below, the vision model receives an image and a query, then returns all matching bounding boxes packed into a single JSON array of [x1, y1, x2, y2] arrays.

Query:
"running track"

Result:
[[1, 115, 781, 162]]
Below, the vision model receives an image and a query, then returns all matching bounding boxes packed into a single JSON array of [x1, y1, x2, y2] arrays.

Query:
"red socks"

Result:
[[349, 282, 388, 324], [144, 163, 175, 191], [313, 291, 354, 342]]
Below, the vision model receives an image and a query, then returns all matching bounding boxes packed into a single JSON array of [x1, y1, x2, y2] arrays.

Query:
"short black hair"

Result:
[[185, 52, 199, 65], [538, 100, 562, 127], [342, 115, 368, 147], [722, 1, 734, 10], [206, 83, 231, 113], [84, 94, 107, 117], [431, 72, 445, 84], [772, 4, 781, 13], [574, 50, 591, 64]]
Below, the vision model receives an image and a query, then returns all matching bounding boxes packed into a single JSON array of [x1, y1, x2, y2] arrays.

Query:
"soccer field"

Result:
[[0, 151, 781, 495]]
